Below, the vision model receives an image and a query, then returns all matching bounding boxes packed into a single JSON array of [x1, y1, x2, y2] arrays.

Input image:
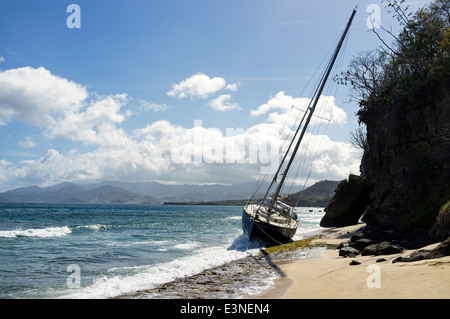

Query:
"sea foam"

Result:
[[0, 226, 72, 238], [61, 233, 263, 299]]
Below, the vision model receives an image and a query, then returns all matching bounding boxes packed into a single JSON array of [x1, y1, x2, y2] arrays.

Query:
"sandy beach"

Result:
[[259, 224, 450, 299]]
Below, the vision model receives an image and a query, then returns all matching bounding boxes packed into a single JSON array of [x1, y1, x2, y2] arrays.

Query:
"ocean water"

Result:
[[0, 203, 325, 299]]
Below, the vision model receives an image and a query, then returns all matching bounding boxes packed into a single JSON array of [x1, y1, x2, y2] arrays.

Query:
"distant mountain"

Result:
[[0, 180, 339, 205], [287, 180, 340, 207], [0, 181, 270, 204], [83, 180, 270, 201], [0, 184, 158, 204], [164, 180, 339, 207]]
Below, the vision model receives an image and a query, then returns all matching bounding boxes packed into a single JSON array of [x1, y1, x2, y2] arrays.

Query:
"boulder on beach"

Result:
[[320, 174, 372, 228], [361, 241, 404, 256]]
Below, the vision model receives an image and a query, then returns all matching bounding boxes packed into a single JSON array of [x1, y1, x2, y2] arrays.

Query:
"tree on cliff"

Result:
[[343, 0, 449, 125]]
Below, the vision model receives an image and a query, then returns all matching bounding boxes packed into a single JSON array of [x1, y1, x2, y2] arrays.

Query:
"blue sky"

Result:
[[0, 0, 430, 191]]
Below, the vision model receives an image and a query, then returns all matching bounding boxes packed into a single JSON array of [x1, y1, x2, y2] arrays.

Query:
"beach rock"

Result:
[[339, 246, 360, 258], [350, 233, 365, 243], [320, 174, 372, 228], [393, 237, 450, 263], [349, 260, 361, 266], [349, 238, 377, 251], [361, 241, 404, 256]]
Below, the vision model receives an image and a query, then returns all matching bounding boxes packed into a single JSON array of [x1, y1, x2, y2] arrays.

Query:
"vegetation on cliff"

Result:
[[341, 0, 450, 245]]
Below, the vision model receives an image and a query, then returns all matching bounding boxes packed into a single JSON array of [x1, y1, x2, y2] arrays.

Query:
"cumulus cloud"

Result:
[[208, 94, 241, 111], [0, 66, 360, 191], [0, 66, 88, 126], [167, 72, 237, 99], [251, 91, 347, 126], [0, 67, 132, 146], [46, 93, 131, 146]]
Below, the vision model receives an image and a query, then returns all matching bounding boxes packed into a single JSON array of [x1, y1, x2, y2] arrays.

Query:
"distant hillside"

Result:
[[0, 181, 269, 204], [0, 184, 158, 204], [0, 180, 339, 205], [165, 180, 339, 207], [287, 180, 340, 207]]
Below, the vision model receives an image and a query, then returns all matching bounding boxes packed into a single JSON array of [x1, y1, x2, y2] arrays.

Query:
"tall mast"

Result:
[[268, 8, 357, 212]]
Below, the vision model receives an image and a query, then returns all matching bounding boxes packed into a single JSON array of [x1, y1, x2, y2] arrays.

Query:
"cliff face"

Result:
[[361, 78, 450, 245]]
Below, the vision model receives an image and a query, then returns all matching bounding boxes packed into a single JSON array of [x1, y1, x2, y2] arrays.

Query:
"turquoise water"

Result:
[[0, 203, 324, 299]]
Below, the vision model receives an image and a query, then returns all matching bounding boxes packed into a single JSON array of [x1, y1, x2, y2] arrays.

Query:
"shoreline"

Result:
[[257, 223, 450, 299], [114, 223, 450, 299]]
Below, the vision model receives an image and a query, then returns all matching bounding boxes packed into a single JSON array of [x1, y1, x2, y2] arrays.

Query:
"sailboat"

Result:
[[242, 8, 357, 244]]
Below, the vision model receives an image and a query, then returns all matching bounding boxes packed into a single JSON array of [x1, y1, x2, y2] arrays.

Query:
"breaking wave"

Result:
[[0, 226, 72, 238]]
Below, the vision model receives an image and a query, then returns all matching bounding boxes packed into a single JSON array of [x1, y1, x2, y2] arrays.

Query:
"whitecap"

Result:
[[75, 224, 112, 231], [0, 226, 72, 238], [174, 241, 201, 250], [224, 216, 241, 221]]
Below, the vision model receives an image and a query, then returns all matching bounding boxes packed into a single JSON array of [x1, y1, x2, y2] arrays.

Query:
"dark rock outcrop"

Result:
[[320, 174, 372, 227], [360, 79, 450, 245]]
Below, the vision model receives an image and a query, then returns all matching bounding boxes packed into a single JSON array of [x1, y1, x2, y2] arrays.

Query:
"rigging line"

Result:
[[292, 25, 352, 206], [291, 105, 330, 122], [282, 77, 335, 196], [284, 18, 349, 199], [268, 21, 347, 193], [248, 104, 297, 202], [287, 60, 338, 191], [258, 9, 356, 206], [285, 26, 344, 145], [290, 114, 332, 206], [292, 30, 341, 102], [296, 119, 332, 207], [257, 107, 311, 213]]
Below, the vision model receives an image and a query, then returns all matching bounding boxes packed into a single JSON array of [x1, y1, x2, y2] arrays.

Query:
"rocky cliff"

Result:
[[361, 78, 450, 246]]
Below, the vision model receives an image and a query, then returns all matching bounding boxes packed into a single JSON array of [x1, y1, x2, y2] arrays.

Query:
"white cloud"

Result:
[[251, 91, 347, 126], [167, 72, 237, 99], [18, 137, 37, 149], [0, 56, 5, 63], [46, 93, 131, 146], [0, 67, 132, 147], [0, 66, 87, 127], [139, 100, 168, 112], [250, 91, 297, 117], [225, 83, 239, 91], [0, 67, 359, 191], [208, 94, 241, 111], [1, 116, 361, 190]]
